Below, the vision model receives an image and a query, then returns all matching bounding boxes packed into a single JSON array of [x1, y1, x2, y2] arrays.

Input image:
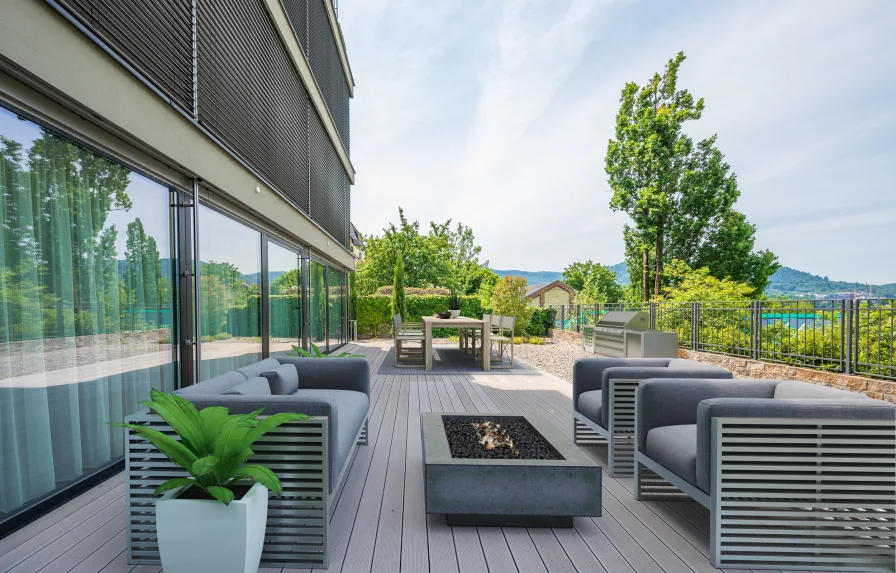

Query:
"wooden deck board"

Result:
[[0, 343, 843, 573]]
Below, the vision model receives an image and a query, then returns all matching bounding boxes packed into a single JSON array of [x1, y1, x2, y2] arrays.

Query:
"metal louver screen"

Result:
[[197, 0, 311, 213], [52, 0, 194, 112], [310, 111, 349, 247], [282, 0, 310, 55], [308, 0, 350, 149]]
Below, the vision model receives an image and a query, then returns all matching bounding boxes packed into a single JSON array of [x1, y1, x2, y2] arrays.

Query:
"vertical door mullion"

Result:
[[261, 237, 270, 358], [175, 188, 196, 387]]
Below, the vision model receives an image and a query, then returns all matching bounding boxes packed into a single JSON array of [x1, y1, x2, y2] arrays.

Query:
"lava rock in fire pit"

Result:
[[443, 416, 563, 460]]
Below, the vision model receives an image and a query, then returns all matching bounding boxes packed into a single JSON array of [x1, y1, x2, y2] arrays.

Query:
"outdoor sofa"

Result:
[[125, 356, 370, 569], [635, 377, 896, 571], [572, 358, 732, 476]]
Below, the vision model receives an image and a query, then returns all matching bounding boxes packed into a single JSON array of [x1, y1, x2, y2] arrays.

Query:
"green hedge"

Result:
[[357, 294, 484, 338]]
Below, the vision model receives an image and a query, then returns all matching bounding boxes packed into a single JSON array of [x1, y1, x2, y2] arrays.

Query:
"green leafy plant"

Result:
[[288, 341, 364, 358], [447, 291, 461, 310], [114, 390, 307, 504]]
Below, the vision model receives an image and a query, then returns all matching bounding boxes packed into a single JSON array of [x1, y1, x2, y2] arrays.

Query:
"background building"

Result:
[[0, 0, 355, 533], [526, 281, 576, 308]]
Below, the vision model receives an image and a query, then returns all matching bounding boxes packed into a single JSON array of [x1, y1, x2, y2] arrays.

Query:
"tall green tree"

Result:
[[391, 252, 407, 320], [606, 52, 777, 299], [356, 208, 490, 296], [563, 261, 624, 303]]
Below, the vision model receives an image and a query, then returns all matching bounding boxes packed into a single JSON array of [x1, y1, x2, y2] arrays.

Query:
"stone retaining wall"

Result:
[[678, 349, 896, 403]]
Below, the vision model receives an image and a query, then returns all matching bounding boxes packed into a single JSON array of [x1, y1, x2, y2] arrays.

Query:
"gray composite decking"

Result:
[[0, 343, 865, 573]]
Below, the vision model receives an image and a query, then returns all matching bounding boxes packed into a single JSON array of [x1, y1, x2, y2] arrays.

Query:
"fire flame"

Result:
[[472, 421, 519, 456]]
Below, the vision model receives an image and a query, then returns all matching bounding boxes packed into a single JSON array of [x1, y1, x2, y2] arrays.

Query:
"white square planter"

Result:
[[155, 482, 268, 573]]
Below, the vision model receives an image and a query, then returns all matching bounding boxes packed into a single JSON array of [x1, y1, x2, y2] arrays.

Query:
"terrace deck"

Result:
[[0, 342, 856, 573]]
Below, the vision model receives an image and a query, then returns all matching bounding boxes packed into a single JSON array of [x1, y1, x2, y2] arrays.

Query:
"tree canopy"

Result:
[[606, 52, 778, 300], [657, 259, 754, 302], [562, 261, 624, 303], [356, 208, 497, 296]]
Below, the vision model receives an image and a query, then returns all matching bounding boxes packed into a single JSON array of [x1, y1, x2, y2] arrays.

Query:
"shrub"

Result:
[[526, 308, 556, 336], [214, 332, 234, 341], [512, 336, 546, 345], [490, 276, 534, 335], [200, 334, 216, 343]]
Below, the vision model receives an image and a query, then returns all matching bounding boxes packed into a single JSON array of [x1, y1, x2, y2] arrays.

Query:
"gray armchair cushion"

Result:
[[646, 424, 698, 489], [773, 381, 869, 400], [667, 358, 717, 369], [222, 376, 272, 396], [276, 357, 370, 396], [636, 378, 778, 454], [572, 358, 672, 412], [261, 363, 299, 395], [177, 371, 246, 396], [576, 391, 603, 428], [603, 366, 731, 428], [235, 358, 282, 380], [696, 396, 896, 493]]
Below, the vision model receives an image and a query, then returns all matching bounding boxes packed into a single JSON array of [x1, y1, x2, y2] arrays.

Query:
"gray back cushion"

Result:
[[176, 371, 246, 396], [774, 380, 868, 400], [235, 358, 282, 380], [667, 359, 716, 369], [223, 376, 272, 396], [261, 363, 300, 395]]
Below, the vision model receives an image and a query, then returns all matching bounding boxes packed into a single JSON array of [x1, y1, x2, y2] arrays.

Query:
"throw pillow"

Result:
[[260, 363, 299, 395], [223, 376, 272, 396]]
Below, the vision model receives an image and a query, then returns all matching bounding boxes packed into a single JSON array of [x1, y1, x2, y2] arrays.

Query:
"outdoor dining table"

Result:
[[421, 316, 490, 371]]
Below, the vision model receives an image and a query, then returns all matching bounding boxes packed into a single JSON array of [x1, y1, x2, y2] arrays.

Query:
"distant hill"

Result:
[[492, 269, 562, 286], [493, 263, 894, 299], [767, 267, 896, 298]]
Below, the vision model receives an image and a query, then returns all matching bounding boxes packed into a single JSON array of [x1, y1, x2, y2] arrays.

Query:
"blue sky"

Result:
[[341, 0, 896, 284]]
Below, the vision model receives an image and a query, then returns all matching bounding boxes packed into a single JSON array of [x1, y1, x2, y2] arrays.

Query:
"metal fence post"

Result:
[[691, 301, 699, 350], [845, 300, 855, 375], [575, 304, 580, 332], [560, 305, 565, 331], [649, 302, 656, 329]]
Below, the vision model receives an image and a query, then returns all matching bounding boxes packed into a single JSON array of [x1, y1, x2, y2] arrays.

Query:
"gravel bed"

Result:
[[512, 339, 588, 384]]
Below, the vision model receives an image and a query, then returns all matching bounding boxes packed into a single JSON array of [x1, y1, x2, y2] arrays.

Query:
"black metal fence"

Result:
[[549, 299, 896, 380]]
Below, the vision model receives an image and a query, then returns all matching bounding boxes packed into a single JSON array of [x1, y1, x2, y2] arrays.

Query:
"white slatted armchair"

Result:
[[634, 378, 896, 571], [489, 315, 516, 368]]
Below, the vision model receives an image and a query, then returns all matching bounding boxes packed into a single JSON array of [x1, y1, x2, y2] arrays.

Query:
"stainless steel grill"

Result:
[[584, 311, 650, 357]]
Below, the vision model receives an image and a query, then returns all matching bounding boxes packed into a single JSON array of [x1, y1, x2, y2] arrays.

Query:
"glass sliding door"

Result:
[[268, 241, 302, 357], [0, 107, 176, 523], [197, 206, 261, 380], [328, 268, 345, 348], [309, 260, 327, 352]]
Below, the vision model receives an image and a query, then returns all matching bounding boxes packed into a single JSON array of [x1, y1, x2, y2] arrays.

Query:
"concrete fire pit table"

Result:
[[421, 412, 602, 527]]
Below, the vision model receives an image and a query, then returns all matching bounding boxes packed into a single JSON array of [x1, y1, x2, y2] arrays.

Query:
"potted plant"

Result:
[[116, 390, 308, 573], [447, 291, 461, 318], [288, 341, 365, 358]]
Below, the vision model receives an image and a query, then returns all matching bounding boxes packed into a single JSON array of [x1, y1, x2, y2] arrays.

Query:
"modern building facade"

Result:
[[0, 0, 355, 534]]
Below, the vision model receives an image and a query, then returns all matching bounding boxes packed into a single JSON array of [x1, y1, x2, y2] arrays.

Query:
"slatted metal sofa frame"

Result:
[[571, 358, 732, 477], [124, 412, 368, 569], [634, 377, 896, 571]]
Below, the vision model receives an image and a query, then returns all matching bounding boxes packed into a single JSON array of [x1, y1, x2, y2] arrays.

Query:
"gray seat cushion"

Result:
[[576, 391, 603, 429], [261, 363, 299, 395], [667, 358, 716, 369], [235, 358, 283, 380], [290, 389, 369, 491], [223, 377, 272, 396], [645, 424, 700, 491], [774, 380, 868, 400], [176, 371, 246, 396]]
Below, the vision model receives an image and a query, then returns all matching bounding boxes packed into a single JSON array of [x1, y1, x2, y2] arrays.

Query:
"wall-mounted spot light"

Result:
[[255, 186, 261, 194]]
